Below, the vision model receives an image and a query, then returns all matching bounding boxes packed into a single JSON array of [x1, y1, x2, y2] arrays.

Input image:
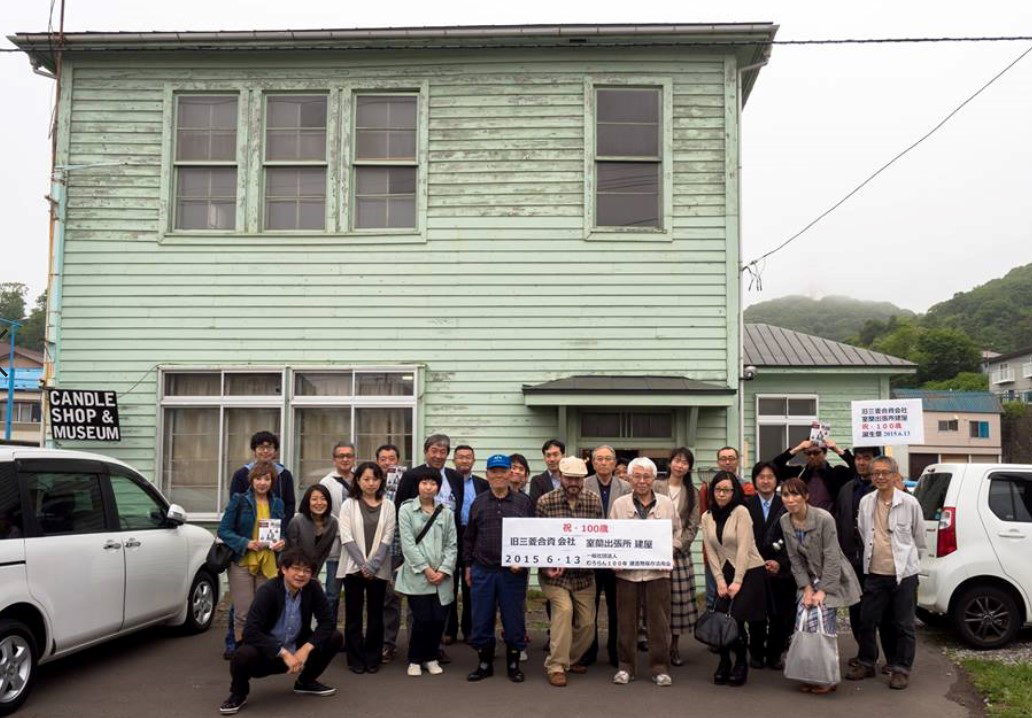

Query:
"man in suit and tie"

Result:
[[446, 444, 489, 644], [580, 444, 632, 667], [744, 461, 795, 670], [529, 438, 565, 505]]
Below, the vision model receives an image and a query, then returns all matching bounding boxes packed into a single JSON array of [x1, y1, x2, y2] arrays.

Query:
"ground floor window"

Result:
[[755, 395, 818, 462], [160, 367, 416, 516]]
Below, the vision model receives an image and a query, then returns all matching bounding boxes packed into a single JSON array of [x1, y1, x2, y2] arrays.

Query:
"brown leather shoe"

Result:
[[569, 663, 587, 675], [548, 671, 568, 687], [889, 672, 909, 690]]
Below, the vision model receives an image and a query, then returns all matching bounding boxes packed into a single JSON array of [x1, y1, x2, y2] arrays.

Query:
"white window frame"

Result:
[[583, 76, 674, 241], [157, 365, 419, 521], [1022, 360, 1032, 379], [755, 394, 820, 463], [159, 81, 428, 245]]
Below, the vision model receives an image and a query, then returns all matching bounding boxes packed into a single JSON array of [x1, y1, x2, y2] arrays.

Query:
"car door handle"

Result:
[[124, 538, 142, 549], [997, 531, 1027, 539], [103, 540, 123, 550]]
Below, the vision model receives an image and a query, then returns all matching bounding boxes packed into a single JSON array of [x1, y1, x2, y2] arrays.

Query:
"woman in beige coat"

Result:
[[701, 471, 767, 687]]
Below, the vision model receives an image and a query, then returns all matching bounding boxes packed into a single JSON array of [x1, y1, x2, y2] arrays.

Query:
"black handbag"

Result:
[[205, 541, 234, 574], [694, 600, 739, 648]]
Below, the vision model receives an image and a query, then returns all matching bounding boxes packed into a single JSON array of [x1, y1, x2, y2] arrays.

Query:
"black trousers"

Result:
[[582, 568, 618, 665], [343, 574, 387, 670], [748, 575, 795, 664], [445, 524, 472, 641], [858, 573, 917, 673], [229, 631, 343, 696], [848, 560, 898, 664], [409, 593, 448, 664]]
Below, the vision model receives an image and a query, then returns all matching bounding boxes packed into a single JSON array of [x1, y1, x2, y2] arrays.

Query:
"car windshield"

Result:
[[914, 471, 952, 521]]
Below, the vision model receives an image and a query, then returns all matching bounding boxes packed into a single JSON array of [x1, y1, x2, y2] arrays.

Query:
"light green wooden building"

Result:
[[13, 23, 792, 520]]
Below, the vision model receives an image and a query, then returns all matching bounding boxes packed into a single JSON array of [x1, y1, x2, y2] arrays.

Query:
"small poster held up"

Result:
[[851, 398, 925, 447], [258, 518, 281, 545], [809, 421, 831, 448]]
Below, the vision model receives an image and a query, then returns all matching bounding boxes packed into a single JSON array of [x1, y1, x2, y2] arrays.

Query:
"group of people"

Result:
[[215, 430, 925, 714]]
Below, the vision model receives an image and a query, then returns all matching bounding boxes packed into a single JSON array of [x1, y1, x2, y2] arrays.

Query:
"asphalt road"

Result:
[[19, 622, 982, 718]]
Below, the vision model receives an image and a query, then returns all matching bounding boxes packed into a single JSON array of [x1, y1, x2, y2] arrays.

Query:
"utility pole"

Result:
[[1, 318, 22, 441]]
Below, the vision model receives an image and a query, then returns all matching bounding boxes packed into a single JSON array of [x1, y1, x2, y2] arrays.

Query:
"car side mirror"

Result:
[[166, 504, 188, 526]]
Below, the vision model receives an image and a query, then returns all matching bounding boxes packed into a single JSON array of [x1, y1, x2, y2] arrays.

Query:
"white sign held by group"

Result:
[[501, 518, 673, 570], [851, 398, 925, 447]]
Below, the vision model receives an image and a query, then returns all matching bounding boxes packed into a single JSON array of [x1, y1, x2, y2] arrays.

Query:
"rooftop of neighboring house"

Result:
[[891, 389, 1004, 415], [744, 323, 915, 369], [983, 345, 1032, 365]]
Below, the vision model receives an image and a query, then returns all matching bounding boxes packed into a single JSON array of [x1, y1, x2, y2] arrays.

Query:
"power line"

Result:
[[742, 42, 1032, 277], [4, 34, 1032, 53]]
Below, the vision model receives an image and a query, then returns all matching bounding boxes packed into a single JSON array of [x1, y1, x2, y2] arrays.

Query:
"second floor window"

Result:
[[595, 87, 661, 228], [353, 94, 418, 230], [174, 95, 238, 230], [264, 95, 328, 230]]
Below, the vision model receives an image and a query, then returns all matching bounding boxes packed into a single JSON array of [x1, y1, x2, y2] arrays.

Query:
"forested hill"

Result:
[[924, 263, 1032, 354], [743, 295, 914, 344]]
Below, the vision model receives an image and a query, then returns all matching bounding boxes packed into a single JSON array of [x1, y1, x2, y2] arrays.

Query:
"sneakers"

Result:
[[381, 646, 397, 664], [653, 673, 672, 687], [845, 663, 876, 681], [219, 694, 247, 714], [612, 669, 632, 685], [425, 660, 444, 675], [889, 672, 910, 690], [407, 663, 422, 677], [292, 680, 336, 697]]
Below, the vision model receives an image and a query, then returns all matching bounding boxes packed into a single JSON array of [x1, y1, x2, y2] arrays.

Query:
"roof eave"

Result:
[[8, 22, 778, 77]]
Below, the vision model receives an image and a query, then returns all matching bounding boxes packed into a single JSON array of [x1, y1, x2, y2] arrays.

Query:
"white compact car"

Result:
[[914, 462, 1032, 649], [0, 447, 217, 715]]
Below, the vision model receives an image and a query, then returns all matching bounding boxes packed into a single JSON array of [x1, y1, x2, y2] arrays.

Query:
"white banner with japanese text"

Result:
[[851, 398, 925, 446], [501, 518, 673, 569]]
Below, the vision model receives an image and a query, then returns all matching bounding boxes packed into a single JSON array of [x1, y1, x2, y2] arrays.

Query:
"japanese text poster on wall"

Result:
[[851, 398, 924, 446]]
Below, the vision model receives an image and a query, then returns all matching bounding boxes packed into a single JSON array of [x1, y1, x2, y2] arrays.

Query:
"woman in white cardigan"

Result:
[[337, 461, 397, 674]]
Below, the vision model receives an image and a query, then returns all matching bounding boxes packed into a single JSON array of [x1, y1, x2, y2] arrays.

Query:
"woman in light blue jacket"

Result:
[[395, 466, 458, 676]]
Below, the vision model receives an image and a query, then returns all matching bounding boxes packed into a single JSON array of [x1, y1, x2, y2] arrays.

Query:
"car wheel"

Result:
[[0, 619, 37, 717], [182, 570, 217, 634], [950, 585, 1022, 649]]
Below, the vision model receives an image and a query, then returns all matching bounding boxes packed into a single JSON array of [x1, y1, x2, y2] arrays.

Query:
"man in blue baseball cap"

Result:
[[464, 453, 534, 683]]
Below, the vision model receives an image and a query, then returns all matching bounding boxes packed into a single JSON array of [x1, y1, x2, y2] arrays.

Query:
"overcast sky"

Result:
[[2, 0, 1030, 312]]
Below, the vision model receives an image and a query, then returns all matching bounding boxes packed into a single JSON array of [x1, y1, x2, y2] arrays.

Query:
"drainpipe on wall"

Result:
[[736, 59, 768, 464]]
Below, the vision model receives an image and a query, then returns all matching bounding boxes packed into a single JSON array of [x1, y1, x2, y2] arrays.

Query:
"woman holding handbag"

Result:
[[654, 446, 700, 667], [395, 466, 458, 676], [700, 471, 767, 686], [779, 477, 861, 694], [337, 461, 397, 674], [217, 460, 286, 646]]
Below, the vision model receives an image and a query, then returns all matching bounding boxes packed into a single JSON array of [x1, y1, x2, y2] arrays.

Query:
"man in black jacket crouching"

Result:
[[220, 548, 344, 715]]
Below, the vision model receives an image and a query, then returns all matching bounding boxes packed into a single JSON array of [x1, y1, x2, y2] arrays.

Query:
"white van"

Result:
[[914, 463, 1032, 649], [0, 447, 217, 715]]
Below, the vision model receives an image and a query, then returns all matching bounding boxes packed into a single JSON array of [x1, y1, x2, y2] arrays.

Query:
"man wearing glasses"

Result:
[[772, 437, 854, 513], [220, 548, 343, 714], [582, 445, 631, 667], [320, 441, 357, 625], [846, 456, 925, 690]]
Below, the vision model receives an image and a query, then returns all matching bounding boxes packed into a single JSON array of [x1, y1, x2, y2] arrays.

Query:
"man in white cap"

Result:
[[535, 456, 605, 686]]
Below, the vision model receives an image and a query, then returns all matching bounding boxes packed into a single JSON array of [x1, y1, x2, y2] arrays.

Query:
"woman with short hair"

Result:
[[395, 466, 458, 676], [285, 484, 338, 576], [218, 460, 286, 645]]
